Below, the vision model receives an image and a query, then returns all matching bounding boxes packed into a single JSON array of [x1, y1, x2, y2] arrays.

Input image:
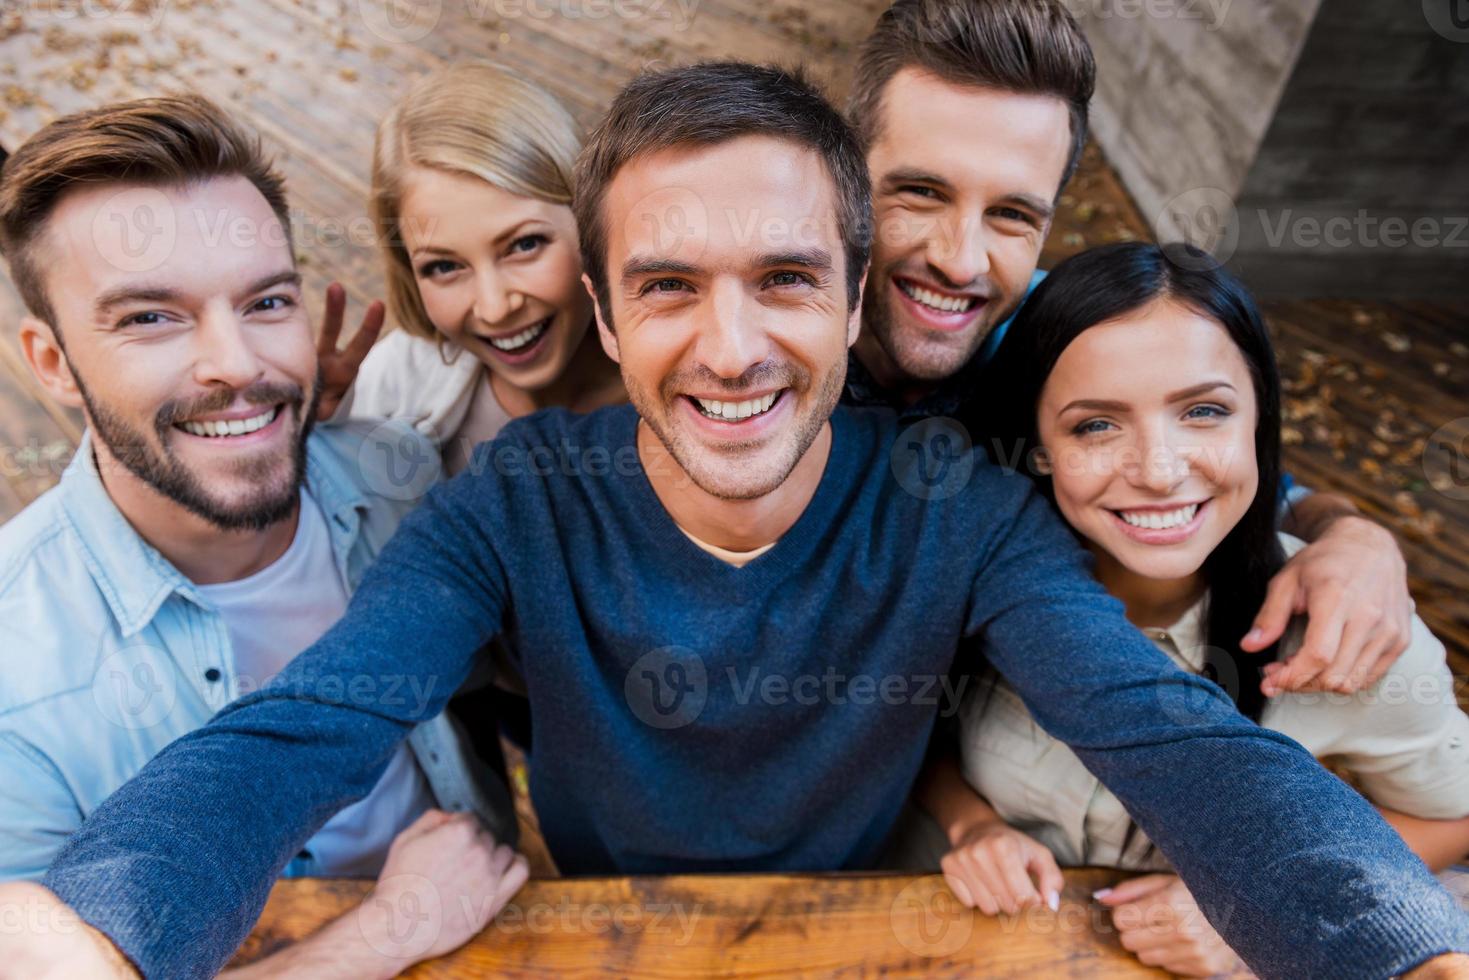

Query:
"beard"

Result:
[[861, 264, 1015, 383], [76, 368, 320, 533], [626, 356, 846, 501]]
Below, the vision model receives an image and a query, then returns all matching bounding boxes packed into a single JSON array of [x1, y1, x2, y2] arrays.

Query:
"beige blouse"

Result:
[[958, 533, 1469, 871]]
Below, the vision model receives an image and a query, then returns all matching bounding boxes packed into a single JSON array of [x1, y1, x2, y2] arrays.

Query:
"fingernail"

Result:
[[1243, 628, 1263, 645], [1047, 890, 1060, 911], [1092, 888, 1111, 901]]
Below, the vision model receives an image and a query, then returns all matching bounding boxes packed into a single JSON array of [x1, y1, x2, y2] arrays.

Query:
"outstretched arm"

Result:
[[964, 476, 1469, 979], [41, 472, 508, 980]]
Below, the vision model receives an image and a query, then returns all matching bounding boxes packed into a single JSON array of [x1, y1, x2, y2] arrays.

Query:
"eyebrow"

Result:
[[1057, 381, 1237, 416], [879, 167, 950, 193], [1000, 192, 1056, 222], [93, 269, 302, 318], [620, 249, 834, 288]]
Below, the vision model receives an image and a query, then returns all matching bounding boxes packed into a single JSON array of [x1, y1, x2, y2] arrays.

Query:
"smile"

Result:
[[1115, 503, 1199, 530], [897, 278, 980, 314], [487, 317, 552, 352], [176, 406, 281, 438], [690, 390, 783, 422]]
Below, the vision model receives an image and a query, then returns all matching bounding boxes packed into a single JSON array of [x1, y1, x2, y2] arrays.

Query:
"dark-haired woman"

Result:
[[917, 243, 1469, 977]]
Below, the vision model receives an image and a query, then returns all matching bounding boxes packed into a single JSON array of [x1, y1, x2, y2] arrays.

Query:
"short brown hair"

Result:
[[848, 0, 1096, 192], [0, 93, 290, 328], [574, 61, 871, 326]]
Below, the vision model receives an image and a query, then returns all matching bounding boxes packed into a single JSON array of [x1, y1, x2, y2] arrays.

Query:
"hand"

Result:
[[1405, 954, 1469, 979], [939, 818, 1065, 916], [1097, 873, 1243, 977], [315, 282, 385, 422], [0, 881, 139, 979], [1243, 516, 1412, 696], [357, 809, 528, 969]]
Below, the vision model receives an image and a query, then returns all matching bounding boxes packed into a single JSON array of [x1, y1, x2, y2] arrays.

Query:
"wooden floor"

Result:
[[1, 2, 1465, 694]]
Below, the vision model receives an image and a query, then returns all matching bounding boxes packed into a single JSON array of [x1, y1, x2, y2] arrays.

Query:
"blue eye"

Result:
[[509, 234, 547, 254], [1073, 419, 1115, 436], [1185, 404, 1230, 420]]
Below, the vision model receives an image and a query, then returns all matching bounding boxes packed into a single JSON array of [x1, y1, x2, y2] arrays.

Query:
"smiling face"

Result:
[[399, 166, 593, 389], [37, 176, 317, 530], [594, 135, 861, 500], [1036, 298, 1259, 582], [861, 68, 1071, 384]]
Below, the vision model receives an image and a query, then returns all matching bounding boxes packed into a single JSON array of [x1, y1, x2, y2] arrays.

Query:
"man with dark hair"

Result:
[[843, 0, 1420, 710], [0, 95, 526, 977], [14, 65, 1469, 980]]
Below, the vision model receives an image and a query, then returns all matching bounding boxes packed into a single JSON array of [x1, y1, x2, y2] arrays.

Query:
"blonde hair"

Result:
[[371, 61, 583, 340]]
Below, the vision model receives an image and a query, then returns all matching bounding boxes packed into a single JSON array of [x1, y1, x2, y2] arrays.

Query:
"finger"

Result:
[[1028, 849, 1066, 911], [1317, 610, 1375, 693], [1273, 593, 1348, 693], [487, 843, 515, 880], [970, 849, 1025, 915], [1354, 616, 1411, 690], [1095, 874, 1175, 906], [318, 282, 346, 349], [1117, 915, 1179, 953], [343, 300, 386, 364], [995, 845, 1044, 910], [493, 854, 530, 906], [1243, 565, 1302, 652]]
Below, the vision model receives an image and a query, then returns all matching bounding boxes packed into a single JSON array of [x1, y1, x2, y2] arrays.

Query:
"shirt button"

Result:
[[203, 668, 222, 682]]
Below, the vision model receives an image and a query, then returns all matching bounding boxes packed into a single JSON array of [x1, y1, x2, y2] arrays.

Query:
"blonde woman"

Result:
[[329, 61, 625, 472]]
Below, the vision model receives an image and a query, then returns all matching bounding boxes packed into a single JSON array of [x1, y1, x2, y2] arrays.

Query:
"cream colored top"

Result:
[[959, 533, 1469, 871], [334, 329, 508, 475]]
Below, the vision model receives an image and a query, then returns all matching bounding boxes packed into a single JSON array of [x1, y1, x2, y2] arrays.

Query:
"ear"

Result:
[[18, 316, 85, 409], [846, 267, 868, 349], [583, 273, 620, 364]]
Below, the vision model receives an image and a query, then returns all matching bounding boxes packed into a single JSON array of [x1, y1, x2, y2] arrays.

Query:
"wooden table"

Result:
[[233, 869, 1209, 978]]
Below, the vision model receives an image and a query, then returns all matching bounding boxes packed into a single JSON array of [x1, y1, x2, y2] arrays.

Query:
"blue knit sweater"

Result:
[[44, 405, 1469, 978]]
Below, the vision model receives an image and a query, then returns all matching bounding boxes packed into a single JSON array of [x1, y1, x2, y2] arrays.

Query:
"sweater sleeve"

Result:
[[962, 473, 1469, 980], [42, 463, 509, 980]]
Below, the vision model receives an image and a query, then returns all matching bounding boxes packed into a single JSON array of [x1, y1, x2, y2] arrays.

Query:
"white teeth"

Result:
[[179, 406, 279, 438], [489, 319, 550, 351], [694, 391, 779, 422], [1118, 504, 1199, 531], [900, 281, 976, 314]]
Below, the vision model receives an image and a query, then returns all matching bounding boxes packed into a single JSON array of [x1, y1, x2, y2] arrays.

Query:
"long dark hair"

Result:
[[971, 242, 1286, 723]]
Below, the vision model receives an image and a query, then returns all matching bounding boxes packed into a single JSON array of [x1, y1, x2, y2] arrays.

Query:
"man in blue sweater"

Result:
[[22, 63, 1469, 979]]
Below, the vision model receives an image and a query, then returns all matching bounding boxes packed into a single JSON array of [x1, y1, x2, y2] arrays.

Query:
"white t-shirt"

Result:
[[197, 487, 436, 876]]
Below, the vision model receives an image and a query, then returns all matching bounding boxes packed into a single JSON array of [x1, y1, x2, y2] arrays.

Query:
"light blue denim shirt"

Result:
[[0, 418, 513, 881]]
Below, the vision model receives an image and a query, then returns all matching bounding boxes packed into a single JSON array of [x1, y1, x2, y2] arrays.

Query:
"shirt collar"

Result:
[[58, 428, 367, 638], [1142, 593, 1211, 671]]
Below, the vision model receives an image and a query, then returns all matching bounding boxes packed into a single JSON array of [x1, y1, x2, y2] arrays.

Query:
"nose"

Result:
[[473, 266, 524, 327], [193, 307, 266, 390], [693, 279, 771, 380], [925, 211, 991, 287], [1126, 424, 1192, 494]]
